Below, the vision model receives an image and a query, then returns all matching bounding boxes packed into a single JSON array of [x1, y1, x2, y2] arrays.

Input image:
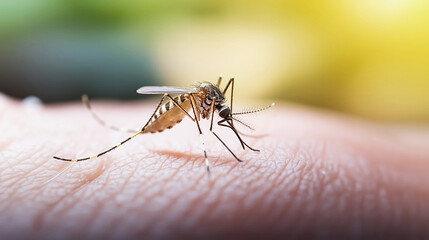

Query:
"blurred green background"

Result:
[[1, 0, 428, 122]]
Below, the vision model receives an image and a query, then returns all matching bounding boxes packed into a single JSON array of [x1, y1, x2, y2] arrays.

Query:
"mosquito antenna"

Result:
[[231, 117, 269, 138], [231, 116, 255, 131], [232, 103, 275, 116]]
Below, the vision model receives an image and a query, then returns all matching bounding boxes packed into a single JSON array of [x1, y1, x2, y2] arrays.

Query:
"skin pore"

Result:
[[0, 94, 428, 239]]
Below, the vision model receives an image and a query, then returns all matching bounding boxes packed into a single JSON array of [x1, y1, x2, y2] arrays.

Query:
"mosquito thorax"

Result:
[[195, 82, 226, 119]]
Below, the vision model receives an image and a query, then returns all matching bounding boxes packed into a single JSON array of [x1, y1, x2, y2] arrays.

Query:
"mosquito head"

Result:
[[218, 105, 231, 119]]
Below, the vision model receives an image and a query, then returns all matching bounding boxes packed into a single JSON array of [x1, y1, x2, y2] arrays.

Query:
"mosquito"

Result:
[[53, 76, 274, 175]]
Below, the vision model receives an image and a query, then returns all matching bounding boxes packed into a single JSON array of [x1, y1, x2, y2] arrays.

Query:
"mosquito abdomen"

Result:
[[142, 95, 191, 133]]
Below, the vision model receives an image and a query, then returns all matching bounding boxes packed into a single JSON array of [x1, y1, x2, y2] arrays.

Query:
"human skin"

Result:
[[0, 94, 428, 239]]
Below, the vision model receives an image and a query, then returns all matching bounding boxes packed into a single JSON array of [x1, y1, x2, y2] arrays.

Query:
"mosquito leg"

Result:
[[222, 77, 235, 113], [141, 94, 170, 129], [209, 97, 217, 131], [216, 75, 223, 87], [239, 139, 260, 152], [188, 93, 200, 121], [189, 94, 211, 175], [211, 131, 243, 162], [226, 120, 260, 152], [218, 119, 260, 152], [53, 130, 143, 162], [217, 118, 245, 149], [53, 93, 172, 162], [82, 95, 140, 133], [222, 77, 233, 95]]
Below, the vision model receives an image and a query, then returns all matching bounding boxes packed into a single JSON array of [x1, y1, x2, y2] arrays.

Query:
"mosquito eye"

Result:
[[219, 106, 230, 118]]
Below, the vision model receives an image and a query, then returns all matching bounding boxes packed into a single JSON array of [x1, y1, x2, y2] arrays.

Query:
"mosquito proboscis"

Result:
[[53, 76, 274, 175]]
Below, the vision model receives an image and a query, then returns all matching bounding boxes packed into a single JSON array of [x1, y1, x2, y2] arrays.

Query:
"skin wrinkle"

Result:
[[269, 143, 302, 225], [168, 153, 242, 235], [136, 184, 195, 236], [255, 162, 296, 232], [33, 177, 94, 231], [191, 182, 231, 231], [145, 186, 189, 236], [80, 197, 106, 238], [315, 176, 342, 224], [140, 175, 206, 237], [0, 137, 40, 177], [3, 112, 99, 234], [132, 153, 209, 234], [171, 176, 210, 228], [278, 171, 308, 232], [226, 151, 290, 232], [81, 162, 120, 234], [1, 145, 58, 213], [302, 168, 326, 215], [381, 167, 429, 228], [88, 169, 142, 239], [344, 150, 411, 236], [200, 180, 236, 228], [189, 184, 235, 236], [108, 172, 158, 237], [255, 144, 292, 221], [45, 176, 96, 223], [50, 180, 111, 237], [100, 174, 179, 236], [278, 140, 346, 235], [111, 160, 141, 205], [36, 157, 113, 233], [233, 178, 270, 229]]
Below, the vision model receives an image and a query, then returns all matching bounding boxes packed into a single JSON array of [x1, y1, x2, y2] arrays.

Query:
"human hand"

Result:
[[1, 94, 428, 239]]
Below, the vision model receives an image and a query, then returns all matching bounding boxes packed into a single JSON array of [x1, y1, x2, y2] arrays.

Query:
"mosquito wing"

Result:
[[136, 86, 201, 95]]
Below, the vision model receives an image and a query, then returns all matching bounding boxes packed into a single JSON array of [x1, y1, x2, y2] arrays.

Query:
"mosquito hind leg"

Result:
[[82, 94, 140, 133], [53, 130, 143, 162], [54, 93, 174, 162]]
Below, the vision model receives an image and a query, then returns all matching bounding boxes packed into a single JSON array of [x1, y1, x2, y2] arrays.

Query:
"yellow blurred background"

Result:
[[0, 0, 428, 122]]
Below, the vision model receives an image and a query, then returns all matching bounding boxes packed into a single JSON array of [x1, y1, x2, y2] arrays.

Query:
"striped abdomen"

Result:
[[142, 95, 191, 133]]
